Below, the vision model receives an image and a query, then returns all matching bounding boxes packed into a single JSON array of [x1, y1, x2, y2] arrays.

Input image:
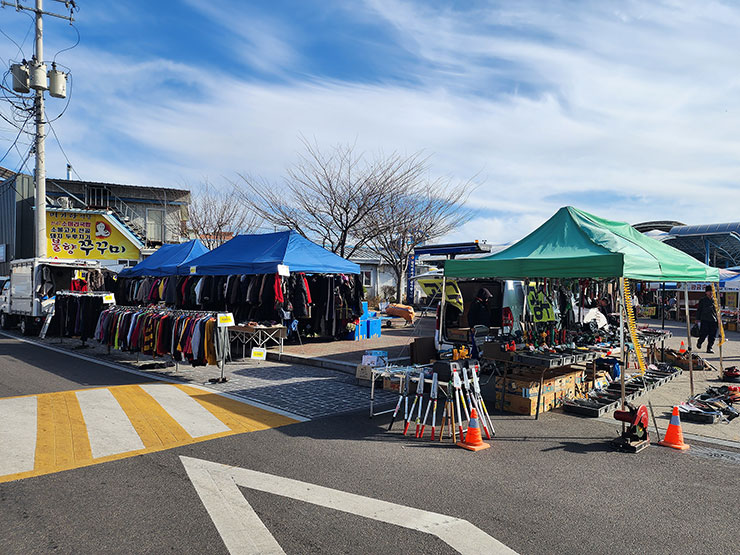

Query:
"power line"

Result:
[[45, 109, 81, 180], [52, 22, 80, 63], [0, 109, 33, 165]]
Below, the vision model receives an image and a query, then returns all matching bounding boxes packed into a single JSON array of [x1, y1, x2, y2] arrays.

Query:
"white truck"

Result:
[[0, 257, 101, 335]]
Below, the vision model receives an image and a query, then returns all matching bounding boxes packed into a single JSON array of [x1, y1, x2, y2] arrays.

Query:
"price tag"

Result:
[[217, 312, 234, 327], [277, 264, 290, 277], [190, 266, 197, 274], [103, 293, 115, 304], [251, 347, 267, 360]]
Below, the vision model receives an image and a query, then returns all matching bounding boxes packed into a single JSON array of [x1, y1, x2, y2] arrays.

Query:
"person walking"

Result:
[[696, 285, 718, 354]]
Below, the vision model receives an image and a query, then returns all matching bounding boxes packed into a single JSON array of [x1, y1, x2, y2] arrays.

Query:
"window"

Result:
[[361, 270, 372, 287], [118, 259, 137, 267], [146, 208, 165, 242]]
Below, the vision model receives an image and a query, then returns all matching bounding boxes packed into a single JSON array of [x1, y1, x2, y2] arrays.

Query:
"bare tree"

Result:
[[188, 180, 260, 249], [364, 177, 475, 304], [234, 139, 425, 258]]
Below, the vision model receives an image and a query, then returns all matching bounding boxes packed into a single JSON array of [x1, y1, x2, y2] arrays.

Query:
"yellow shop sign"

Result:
[[46, 211, 140, 261]]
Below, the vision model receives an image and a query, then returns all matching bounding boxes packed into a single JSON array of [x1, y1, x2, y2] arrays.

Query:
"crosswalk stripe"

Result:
[[0, 396, 37, 476], [76, 389, 145, 459], [175, 385, 295, 433], [110, 385, 191, 448], [62, 391, 93, 464], [33, 394, 56, 473], [140, 384, 230, 438], [0, 383, 299, 485]]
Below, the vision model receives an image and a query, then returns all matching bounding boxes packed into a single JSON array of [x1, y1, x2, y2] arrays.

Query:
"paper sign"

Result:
[[277, 264, 290, 277], [217, 313, 235, 327], [190, 266, 197, 274], [103, 293, 115, 304], [251, 347, 267, 360]]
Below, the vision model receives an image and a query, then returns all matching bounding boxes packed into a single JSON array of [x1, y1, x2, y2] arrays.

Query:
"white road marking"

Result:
[[181, 456, 518, 555], [140, 384, 230, 438], [0, 396, 37, 476], [76, 389, 144, 458]]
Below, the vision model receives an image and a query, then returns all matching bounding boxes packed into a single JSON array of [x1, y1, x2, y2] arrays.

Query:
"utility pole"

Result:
[[3, 0, 76, 258]]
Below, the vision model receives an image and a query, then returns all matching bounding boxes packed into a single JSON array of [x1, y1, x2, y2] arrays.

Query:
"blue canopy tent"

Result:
[[120, 239, 209, 277], [177, 230, 360, 276]]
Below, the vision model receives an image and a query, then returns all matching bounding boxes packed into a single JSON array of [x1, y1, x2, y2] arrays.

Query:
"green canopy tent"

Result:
[[445, 206, 719, 282], [444, 206, 720, 419]]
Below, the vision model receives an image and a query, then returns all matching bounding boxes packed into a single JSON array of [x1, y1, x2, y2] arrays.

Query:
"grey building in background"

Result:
[[0, 169, 35, 275]]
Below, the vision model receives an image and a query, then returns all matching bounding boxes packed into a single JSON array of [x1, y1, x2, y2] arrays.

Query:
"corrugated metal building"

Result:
[[0, 170, 34, 276]]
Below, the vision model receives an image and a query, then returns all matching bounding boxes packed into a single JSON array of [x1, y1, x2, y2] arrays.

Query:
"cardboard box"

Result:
[[355, 364, 373, 381], [383, 377, 401, 392], [411, 337, 437, 365]]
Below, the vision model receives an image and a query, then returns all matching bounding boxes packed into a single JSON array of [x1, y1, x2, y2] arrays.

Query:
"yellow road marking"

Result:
[[0, 384, 298, 484]]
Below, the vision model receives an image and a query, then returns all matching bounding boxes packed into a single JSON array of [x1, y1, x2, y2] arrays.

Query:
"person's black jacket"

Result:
[[696, 296, 717, 322]]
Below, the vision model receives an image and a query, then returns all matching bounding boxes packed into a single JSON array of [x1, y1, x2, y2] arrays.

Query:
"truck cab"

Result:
[[0, 258, 101, 334], [436, 278, 525, 352]]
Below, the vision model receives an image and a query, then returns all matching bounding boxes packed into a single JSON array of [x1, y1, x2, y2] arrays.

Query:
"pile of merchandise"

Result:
[[678, 385, 740, 424], [563, 362, 682, 417]]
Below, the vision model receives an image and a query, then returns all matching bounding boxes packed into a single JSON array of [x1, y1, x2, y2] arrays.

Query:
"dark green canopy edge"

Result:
[[445, 206, 720, 282]]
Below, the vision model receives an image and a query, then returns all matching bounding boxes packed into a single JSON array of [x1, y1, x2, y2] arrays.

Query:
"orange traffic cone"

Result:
[[658, 406, 689, 451], [456, 409, 490, 452], [679, 341, 686, 354]]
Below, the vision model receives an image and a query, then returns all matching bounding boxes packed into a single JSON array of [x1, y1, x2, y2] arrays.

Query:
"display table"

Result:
[[229, 324, 287, 358]]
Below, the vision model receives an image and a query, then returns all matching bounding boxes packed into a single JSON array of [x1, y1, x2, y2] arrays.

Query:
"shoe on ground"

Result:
[[707, 349, 714, 354]]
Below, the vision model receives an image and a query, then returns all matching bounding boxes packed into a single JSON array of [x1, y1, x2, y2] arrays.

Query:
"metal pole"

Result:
[[717, 281, 724, 375], [619, 278, 625, 410], [683, 284, 694, 397], [661, 282, 666, 362], [34, 0, 47, 258]]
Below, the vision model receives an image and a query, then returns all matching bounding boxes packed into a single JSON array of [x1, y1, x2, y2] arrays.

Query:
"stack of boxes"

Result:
[[493, 367, 586, 416], [349, 301, 383, 340]]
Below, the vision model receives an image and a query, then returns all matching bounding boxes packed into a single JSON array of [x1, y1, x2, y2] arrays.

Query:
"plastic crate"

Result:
[[366, 318, 382, 339]]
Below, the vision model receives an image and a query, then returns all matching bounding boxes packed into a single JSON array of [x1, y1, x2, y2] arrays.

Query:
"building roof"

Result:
[[49, 177, 190, 196]]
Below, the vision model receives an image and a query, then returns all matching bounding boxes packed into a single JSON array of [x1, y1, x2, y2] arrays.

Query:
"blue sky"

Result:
[[1, 0, 739, 244]]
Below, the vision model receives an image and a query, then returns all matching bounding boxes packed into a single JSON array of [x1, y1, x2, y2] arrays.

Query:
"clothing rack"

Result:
[[54, 290, 113, 347], [95, 304, 230, 379]]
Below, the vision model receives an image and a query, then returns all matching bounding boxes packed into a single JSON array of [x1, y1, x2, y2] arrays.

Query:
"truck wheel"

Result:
[[0, 312, 10, 330], [19, 316, 31, 336]]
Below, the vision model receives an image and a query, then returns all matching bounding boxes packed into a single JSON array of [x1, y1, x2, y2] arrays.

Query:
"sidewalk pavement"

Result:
[[268, 316, 435, 372]]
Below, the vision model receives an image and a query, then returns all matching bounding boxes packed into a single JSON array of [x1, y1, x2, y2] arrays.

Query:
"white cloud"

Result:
[[26, 0, 740, 247]]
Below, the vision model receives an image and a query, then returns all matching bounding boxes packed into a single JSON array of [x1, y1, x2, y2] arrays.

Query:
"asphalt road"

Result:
[[2, 334, 740, 554]]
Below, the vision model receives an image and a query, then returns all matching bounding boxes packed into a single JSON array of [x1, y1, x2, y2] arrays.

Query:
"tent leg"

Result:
[[683, 284, 694, 397], [619, 278, 625, 411]]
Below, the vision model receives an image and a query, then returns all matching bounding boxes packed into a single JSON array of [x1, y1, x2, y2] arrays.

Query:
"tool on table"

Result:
[[388, 372, 409, 432], [404, 372, 424, 436], [418, 373, 438, 439], [452, 367, 467, 438], [463, 366, 490, 440], [439, 380, 456, 443], [612, 403, 650, 453], [470, 361, 495, 437]]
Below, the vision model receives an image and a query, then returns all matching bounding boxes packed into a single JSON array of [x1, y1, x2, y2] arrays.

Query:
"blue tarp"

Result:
[[120, 239, 209, 277], [177, 230, 360, 276]]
